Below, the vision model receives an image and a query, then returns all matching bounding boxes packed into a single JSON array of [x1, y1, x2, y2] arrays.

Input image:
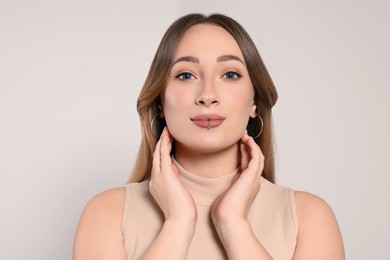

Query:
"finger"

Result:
[[165, 128, 174, 153], [241, 134, 261, 177], [159, 128, 165, 160], [152, 133, 163, 176], [240, 131, 253, 169], [241, 131, 251, 143], [240, 141, 249, 171], [165, 127, 174, 143], [160, 128, 173, 172], [246, 137, 265, 178]]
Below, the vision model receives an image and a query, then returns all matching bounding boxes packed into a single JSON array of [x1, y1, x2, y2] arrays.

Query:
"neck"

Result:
[[174, 142, 240, 178]]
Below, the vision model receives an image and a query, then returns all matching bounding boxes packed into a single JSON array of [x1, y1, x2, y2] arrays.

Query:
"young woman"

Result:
[[73, 13, 345, 260]]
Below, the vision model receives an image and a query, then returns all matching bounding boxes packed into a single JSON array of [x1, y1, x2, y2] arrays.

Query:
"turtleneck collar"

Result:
[[172, 156, 240, 207]]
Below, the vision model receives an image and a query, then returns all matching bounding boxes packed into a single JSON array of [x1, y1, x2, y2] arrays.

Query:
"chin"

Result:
[[177, 137, 240, 155]]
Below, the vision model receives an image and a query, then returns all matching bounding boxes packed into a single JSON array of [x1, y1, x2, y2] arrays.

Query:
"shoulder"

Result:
[[295, 191, 332, 216], [294, 191, 338, 228], [293, 191, 345, 259], [81, 187, 126, 224], [73, 187, 127, 259]]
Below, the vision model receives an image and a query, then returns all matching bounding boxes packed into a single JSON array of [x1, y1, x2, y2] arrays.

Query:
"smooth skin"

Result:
[[73, 24, 344, 259]]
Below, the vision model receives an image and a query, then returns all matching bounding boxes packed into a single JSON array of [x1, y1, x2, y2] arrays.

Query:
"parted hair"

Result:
[[129, 13, 278, 183]]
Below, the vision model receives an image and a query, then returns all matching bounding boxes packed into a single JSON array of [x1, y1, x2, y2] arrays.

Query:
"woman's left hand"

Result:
[[211, 132, 264, 223], [211, 132, 272, 259]]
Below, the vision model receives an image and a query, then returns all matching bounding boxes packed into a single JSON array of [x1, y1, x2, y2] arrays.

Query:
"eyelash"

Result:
[[175, 71, 242, 81], [223, 71, 242, 80], [175, 72, 195, 80]]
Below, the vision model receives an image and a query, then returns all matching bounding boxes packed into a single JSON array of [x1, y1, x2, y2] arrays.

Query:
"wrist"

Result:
[[213, 216, 248, 240], [166, 208, 198, 224], [213, 219, 272, 259], [141, 214, 197, 259], [164, 215, 197, 236]]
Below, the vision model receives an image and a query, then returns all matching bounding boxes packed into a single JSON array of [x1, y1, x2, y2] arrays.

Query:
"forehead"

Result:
[[174, 24, 244, 59]]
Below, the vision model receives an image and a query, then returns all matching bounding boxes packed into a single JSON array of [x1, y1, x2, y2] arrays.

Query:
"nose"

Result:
[[195, 79, 219, 107]]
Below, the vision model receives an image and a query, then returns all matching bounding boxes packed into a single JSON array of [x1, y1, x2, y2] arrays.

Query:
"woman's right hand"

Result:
[[149, 127, 197, 223]]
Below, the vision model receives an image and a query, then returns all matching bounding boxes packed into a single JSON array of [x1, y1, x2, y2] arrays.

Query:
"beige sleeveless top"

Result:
[[122, 159, 298, 259]]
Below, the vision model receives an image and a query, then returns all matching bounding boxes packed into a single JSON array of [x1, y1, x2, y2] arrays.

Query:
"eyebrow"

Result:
[[217, 55, 245, 64], [172, 55, 245, 66], [172, 56, 199, 66]]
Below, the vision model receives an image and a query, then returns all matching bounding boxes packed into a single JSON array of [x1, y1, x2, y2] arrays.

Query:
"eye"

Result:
[[175, 72, 195, 80], [223, 71, 241, 80]]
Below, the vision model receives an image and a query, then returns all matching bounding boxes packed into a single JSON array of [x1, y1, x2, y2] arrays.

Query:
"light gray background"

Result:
[[1, 0, 389, 259]]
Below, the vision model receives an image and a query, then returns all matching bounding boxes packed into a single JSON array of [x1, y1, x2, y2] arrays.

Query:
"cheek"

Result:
[[161, 92, 191, 142], [225, 88, 255, 131], [163, 88, 193, 112], [225, 87, 255, 112], [161, 87, 194, 133]]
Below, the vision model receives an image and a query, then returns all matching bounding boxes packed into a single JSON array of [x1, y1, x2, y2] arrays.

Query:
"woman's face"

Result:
[[161, 24, 256, 154]]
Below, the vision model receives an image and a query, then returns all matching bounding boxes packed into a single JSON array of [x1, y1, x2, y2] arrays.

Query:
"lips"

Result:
[[190, 114, 225, 129]]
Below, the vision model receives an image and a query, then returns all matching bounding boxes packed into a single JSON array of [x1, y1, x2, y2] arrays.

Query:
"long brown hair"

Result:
[[129, 13, 278, 183]]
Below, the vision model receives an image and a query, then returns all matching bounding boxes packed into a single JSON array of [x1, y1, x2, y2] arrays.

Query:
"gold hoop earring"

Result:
[[150, 113, 165, 138], [247, 113, 263, 139]]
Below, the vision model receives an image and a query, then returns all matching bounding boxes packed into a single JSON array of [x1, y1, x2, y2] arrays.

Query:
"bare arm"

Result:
[[293, 191, 345, 260], [213, 217, 272, 259], [140, 217, 196, 260], [73, 188, 127, 260]]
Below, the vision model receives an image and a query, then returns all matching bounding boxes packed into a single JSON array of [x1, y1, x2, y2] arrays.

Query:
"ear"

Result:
[[250, 104, 257, 118]]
